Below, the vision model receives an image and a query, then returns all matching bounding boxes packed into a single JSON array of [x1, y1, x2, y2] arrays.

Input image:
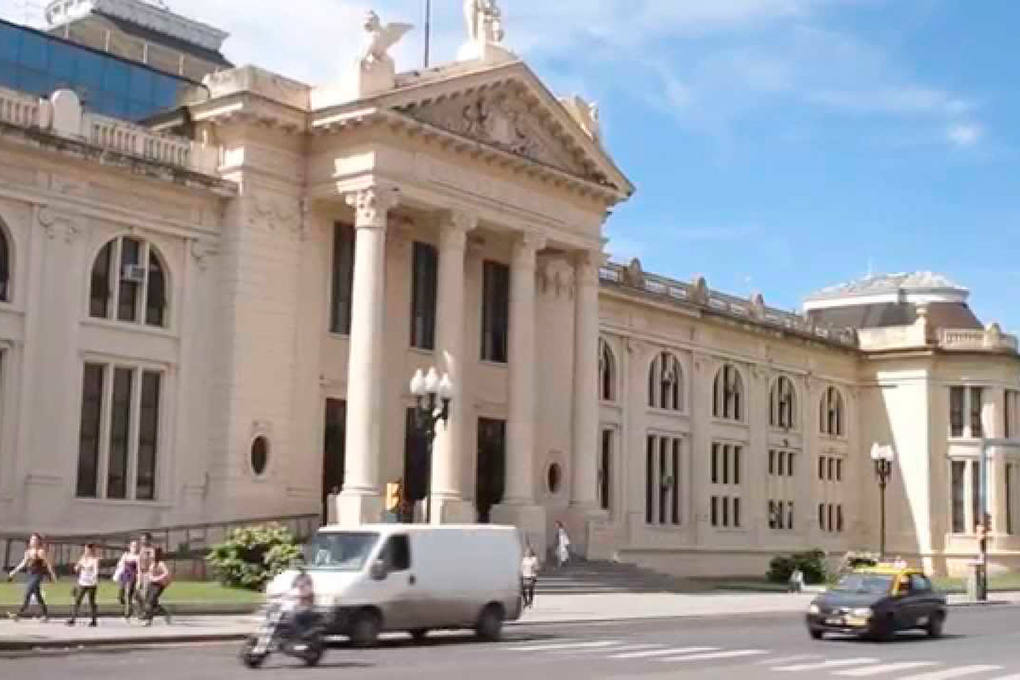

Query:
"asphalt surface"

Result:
[[4, 606, 1020, 679]]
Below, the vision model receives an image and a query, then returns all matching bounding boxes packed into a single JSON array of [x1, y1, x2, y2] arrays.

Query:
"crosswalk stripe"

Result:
[[551, 644, 661, 654], [505, 640, 621, 651], [774, 658, 879, 672], [609, 647, 717, 660], [759, 655, 823, 666], [835, 662, 939, 677], [660, 649, 768, 663], [987, 675, 1020, 680], [897, 666, 1005, 680]]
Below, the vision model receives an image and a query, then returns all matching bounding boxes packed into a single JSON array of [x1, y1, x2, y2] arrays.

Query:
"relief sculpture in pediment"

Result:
[[402, 89, 596, 180]]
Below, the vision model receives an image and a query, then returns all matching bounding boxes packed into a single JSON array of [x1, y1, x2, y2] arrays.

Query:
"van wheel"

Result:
[[476, 604, 504, 642], [409, 628, 429, 643], [350, 610, 381, 648]]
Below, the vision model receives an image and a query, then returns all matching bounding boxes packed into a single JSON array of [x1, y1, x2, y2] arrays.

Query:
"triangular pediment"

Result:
[[381, 62, 633, 197]]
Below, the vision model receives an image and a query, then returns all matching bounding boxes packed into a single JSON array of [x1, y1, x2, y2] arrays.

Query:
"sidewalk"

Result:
[[2, 591, 1017, 651]]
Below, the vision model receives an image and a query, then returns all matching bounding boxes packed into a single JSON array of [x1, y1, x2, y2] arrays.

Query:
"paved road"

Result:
[[5, 606, 1020, 679]]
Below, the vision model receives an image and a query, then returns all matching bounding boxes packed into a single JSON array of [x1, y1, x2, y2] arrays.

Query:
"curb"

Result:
[[0, 631, 248, 652]]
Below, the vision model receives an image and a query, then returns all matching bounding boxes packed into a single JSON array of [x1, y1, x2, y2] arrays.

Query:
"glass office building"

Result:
[[0, 18, 197, 121]]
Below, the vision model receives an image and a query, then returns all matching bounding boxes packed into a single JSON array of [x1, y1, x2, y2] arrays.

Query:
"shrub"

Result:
[[206, 524, 302, 591], [767, 549, 829, 585]]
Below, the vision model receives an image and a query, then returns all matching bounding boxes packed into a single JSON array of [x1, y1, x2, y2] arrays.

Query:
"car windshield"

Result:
[[833, 573, 894, 594], [303, 532, 379, 571]]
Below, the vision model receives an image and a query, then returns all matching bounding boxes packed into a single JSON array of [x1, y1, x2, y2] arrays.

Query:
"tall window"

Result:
[[645, 434, 681, 525], [710, 442, 742, 528], [949, 386, 984, 438], [599, 338, 616, 402], [1006, 390, 1019, 440], [817, 451, 846, 533], [1007, 462, 1018, 536], [481, 261, 510, 363], [599, 428, 613, 511], [76, 362, 163, 500], [767, 448, 797, 530], [648, 351, 682, 411], [0, 221, 10, 302], [89, 236, 167, 327], [410, 242, 438, 350], [329, 222, 355, 335], [949, 458, 986, 534], [820, 386, 846, 437], [769, 376, 796, 430], [712, 364, 744, 421]]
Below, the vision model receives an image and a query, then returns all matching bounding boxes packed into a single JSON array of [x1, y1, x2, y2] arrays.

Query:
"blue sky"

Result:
[[3, 0, 1017, 329]]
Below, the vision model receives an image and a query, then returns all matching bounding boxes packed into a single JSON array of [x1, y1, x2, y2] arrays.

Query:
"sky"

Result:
[[2, 0, 1019, 330]]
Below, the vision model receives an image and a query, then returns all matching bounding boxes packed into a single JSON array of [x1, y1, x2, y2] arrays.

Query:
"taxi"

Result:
[[806, 565, 947, 641]]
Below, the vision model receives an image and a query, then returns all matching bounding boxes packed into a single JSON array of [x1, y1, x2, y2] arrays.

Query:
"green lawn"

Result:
[[933, 572, 1020, 593], [0, 580, 263, 606]]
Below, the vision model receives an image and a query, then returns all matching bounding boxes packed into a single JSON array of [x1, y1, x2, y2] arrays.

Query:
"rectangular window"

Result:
[[106, 367, 133, 500], [659, 438, 668, 524], [645, 436, 654, 524], [788, 453, 796, 477], [1007, 463, 1016, 536], [768, 449, 775, 475], [75, 364, 105, 498], [818, 457, 825, 480], [711, 496, 718, 527], [89, 241, 112, 318], [671, 438, 680, 524], [481, 261, 510, 363], [818, 503, 825, 531], [951, 460, 966, 534], [1006, 390, 1019, 440], [836, 459, 843, 482], [710, 441, 743, 529], [410, 242, 438, 350], [329, 223, 355, 335], [972, 458, 982, 532], [733, 447, 741, 485], [711, 443, 718, 484], [116, 238, 141, 323], [950, 386, 965, 437], [135, 371, 160, 500], [600, 429, 612, 511], [733, 497, 741, 528], [970, 387, 983, 438], [787, 501, 795, 530]]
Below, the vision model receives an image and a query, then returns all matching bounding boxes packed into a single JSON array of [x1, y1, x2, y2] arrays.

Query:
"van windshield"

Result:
[[304, 532, 379, 572]]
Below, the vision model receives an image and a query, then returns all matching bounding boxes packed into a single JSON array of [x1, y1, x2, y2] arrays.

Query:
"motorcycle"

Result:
[[240, 594, 326, 668]]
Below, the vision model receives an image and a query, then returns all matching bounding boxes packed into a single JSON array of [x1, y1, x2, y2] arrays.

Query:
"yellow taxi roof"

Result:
[[854, 564, 919, 577]]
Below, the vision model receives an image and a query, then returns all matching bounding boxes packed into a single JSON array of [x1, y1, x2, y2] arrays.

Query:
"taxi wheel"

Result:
[[926, 613, 945, 638], [808, 628, 824, 640], [868, 615, 895, 642]]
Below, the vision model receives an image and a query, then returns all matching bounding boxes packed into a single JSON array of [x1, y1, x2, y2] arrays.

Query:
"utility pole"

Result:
[[423, 0, 432, 68]]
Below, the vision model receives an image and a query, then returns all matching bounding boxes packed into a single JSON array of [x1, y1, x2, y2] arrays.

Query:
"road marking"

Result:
[[897, 667, 1005, 680], [660, 649, 768, 663], [773, 658, 879, 672], [580, 644, 662, 654], [759, 655, 823, 665], [987, 675, 1020, 680], [609, 647, 717, 659], [835, 662, 939, 677], [505, 640, 622, 652]]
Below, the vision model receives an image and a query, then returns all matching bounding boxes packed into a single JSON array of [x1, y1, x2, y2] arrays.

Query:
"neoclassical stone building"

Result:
[[0, 2, 1017, 576]]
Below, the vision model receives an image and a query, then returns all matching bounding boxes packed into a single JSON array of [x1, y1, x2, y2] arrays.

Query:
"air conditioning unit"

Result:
[[122, 264, 147, 283]]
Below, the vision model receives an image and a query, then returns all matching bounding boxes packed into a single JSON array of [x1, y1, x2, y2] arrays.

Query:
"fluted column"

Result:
[[337, 186, 398, 525], [430, 211, 477, 523], [570, 249, 601, 511], [502, 232, 546, 505]]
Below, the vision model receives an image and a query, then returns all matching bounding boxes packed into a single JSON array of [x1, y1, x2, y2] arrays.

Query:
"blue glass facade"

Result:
[[0, 19, 196, 120]]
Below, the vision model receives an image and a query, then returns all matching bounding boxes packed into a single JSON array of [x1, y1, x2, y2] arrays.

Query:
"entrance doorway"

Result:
[[475, 418, 506, 523], [403, 408, 429, 518], [322, 399, 346, 523]]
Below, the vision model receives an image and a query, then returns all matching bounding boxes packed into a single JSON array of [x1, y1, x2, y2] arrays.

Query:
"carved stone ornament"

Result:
[[621, 258, 644, 288], [248, 195, 301, 232], [690, 276, 709, 304], [345, 187, 399, 228], [361, 11, 413, 68], [190, 239, 219, 270], [539, 257, 575, 299], [37, 206, 82, 243], [400, 88, 593, 180]]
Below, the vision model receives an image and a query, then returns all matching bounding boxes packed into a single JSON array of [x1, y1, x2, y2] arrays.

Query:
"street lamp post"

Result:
[[870, 444, 896, 560], [409, 367, 453, 523]]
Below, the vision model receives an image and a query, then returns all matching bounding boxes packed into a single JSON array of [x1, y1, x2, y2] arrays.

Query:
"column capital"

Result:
[[573, 248, 601, 285], [512, 231, 546, 263], [440, 210, 478, 251], [344, 186, 399, 229]]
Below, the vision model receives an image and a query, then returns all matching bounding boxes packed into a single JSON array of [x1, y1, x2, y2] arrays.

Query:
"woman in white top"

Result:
[[554, 521, 571, 568], [67, 543, 100, 627], [520, 547, 539, 609]]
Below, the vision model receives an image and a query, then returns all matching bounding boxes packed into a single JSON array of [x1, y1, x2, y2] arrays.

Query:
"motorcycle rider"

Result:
[[288, 569, 318, 639]]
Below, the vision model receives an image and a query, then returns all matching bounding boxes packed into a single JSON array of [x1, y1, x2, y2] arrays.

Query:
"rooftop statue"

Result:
[[463, 0, 505, 45], [362, 10, 413, 67]]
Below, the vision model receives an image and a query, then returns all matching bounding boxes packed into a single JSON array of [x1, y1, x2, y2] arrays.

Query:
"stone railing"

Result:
[[939, 327, 1019, 353], [0, 85, 219, 175], [599, 260, 858, 347]]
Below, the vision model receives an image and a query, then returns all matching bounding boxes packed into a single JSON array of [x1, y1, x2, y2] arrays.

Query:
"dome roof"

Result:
[[805, 272, 967, 304]]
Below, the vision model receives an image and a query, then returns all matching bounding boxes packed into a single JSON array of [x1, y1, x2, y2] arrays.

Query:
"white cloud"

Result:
[[947, 123, 983, 148]]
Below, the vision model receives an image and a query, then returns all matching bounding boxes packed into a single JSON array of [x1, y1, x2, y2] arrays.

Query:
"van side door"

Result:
[[376, 534, 417, 630]]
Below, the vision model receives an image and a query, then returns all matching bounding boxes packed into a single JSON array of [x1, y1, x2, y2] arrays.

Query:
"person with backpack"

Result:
[[112, 540, 141, 619], [142, 547, 172, 626], [67, 543, 100, 627]]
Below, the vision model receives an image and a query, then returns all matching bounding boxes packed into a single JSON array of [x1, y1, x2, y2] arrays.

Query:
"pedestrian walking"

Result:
[[67, 543, 100, 627], [6, 533, 57, 621], [554, 521, 571, 569], [112, 540, 140, 619], [142, 547, 172, 626], [134, 532, 156, 618], [520, 546, 539, 609], [788, 567, 804, 593]]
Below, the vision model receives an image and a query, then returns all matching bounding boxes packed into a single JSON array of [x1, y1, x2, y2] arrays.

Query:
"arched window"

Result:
[[820, 386, 846, 437], [598, 338, 616, 402], [769, 375, 797, 430], [648, 351, 683, 411], [0, 220, 10, 302], [89, 236, 168, 327], [713, 363, 744, 421]]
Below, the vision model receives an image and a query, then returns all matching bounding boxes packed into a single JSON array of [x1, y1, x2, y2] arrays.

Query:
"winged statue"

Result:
[[362, 10, 413, 66]]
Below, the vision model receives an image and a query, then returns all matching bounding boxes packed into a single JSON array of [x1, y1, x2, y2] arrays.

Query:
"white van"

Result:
[[267, 524, 523, 645]]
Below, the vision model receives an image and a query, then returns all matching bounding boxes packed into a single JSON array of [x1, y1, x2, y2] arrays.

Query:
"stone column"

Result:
[[430, 211, 477, 524], [337, 186, 398, 525], [570, 249, 602, 512], [492, 233, 547, 550]]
